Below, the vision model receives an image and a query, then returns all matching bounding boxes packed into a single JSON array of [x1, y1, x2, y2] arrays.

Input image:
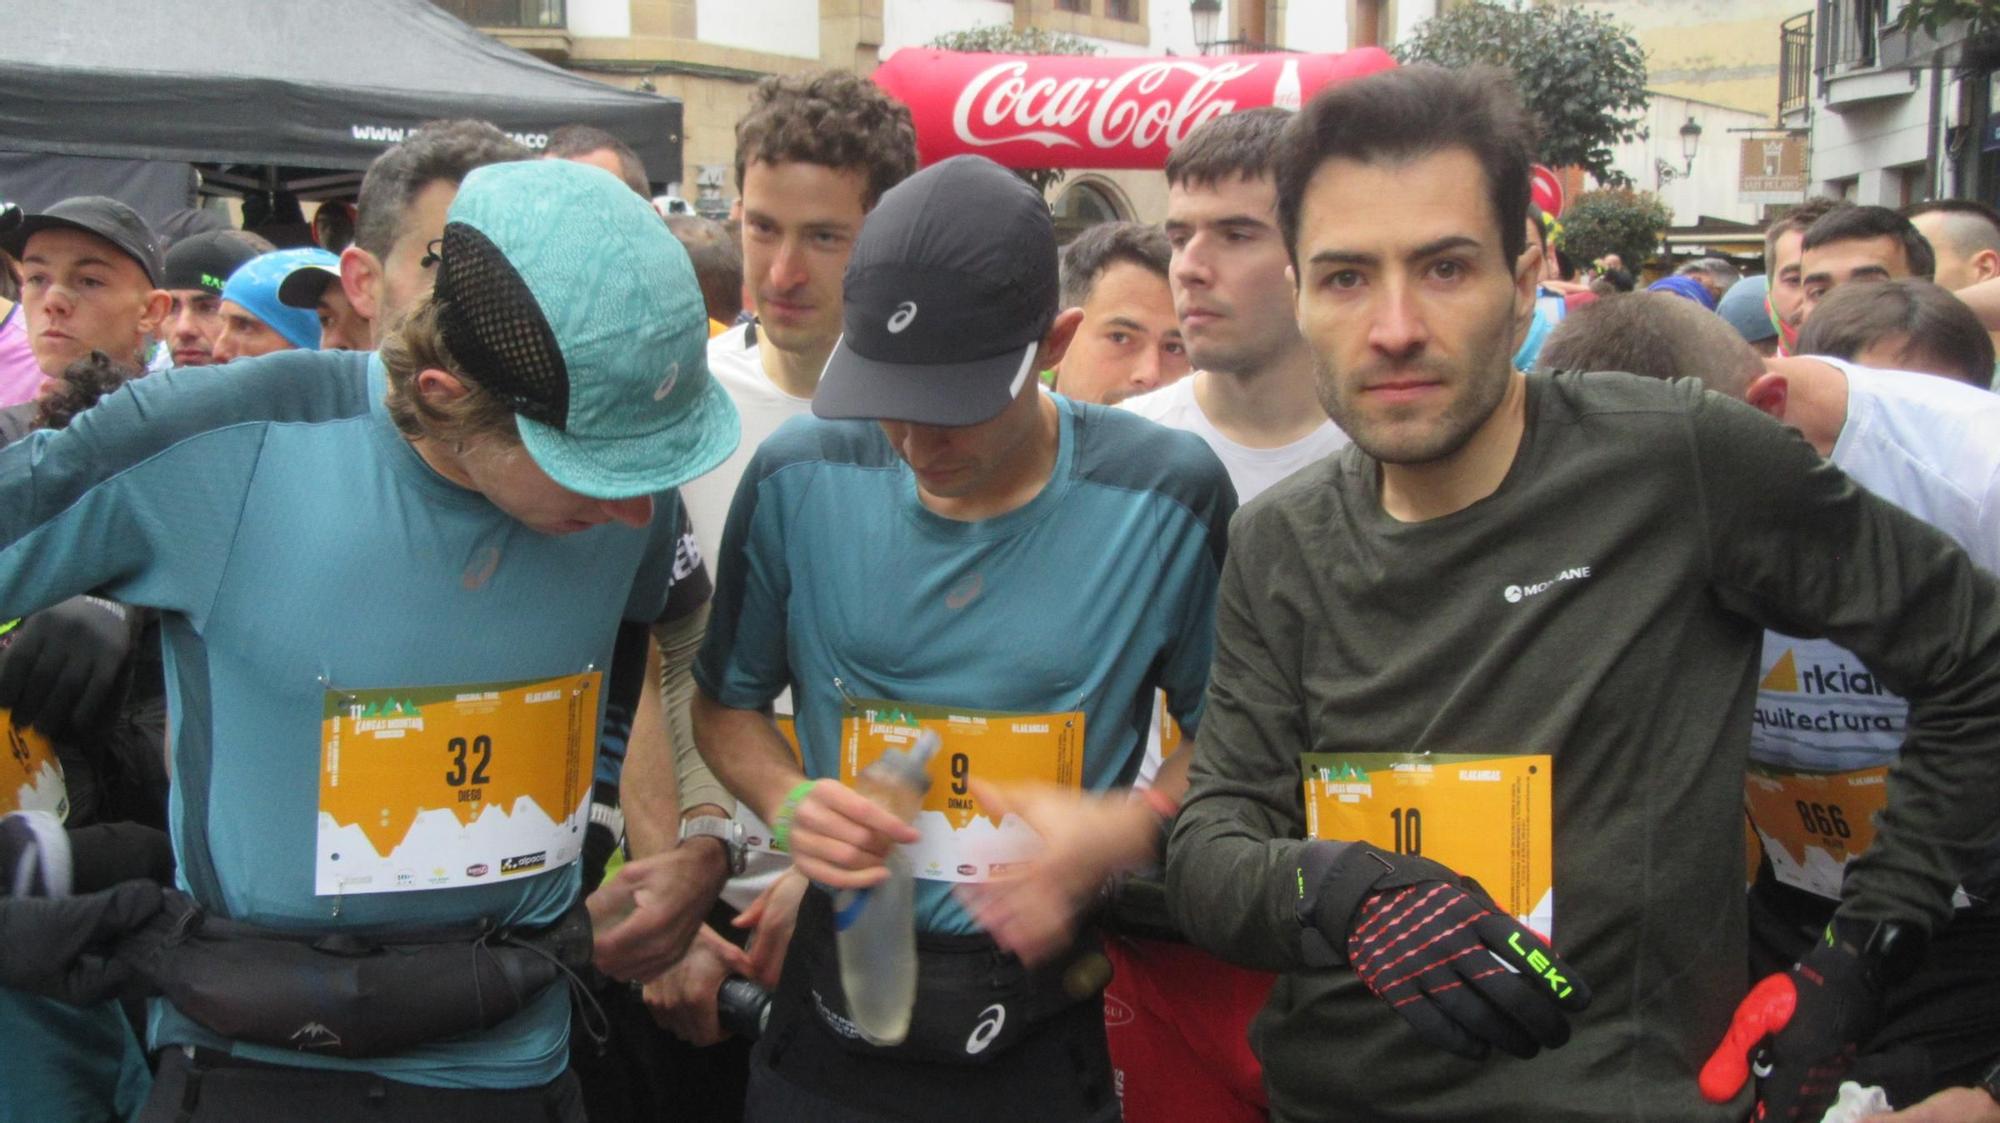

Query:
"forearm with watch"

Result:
[[690, 687, 811, 846]]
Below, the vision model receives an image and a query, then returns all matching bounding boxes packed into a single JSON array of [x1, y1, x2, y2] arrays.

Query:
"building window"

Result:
[[1055, 0, 1088, 12], [1052, 179, 1130, 244], [1351, 0, 1394, 49], [1107, 0, 1140, 21]]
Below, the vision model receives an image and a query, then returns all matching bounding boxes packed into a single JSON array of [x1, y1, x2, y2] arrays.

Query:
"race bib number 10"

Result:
[[840, 698, 1082, 884], [1303, 752, 1554, 940], [317, 672, 599, 896]]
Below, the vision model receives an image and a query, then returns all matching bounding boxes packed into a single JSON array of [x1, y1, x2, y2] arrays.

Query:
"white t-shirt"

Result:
[[683, 322, 814, 909], [1119, 373, 1349, 784], [1119, 374, 1349, 504], [1752, 357, 2000, 899], [682, 323, 815, 564]]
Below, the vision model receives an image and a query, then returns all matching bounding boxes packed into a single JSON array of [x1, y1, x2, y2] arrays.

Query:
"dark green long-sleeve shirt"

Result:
[[1166, 372, 2000, 1122]]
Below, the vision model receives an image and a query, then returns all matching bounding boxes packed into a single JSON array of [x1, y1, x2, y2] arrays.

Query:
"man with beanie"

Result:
[[693, 154, 1233, 1121], [160, 229, 272, 368], [0, 159, 739, 1119], [213, 247, 340, 361], [1716, 274, 1780, 357]]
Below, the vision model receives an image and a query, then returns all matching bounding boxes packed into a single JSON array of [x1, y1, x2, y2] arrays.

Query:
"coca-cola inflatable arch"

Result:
[[871, 47, 1396, 171]]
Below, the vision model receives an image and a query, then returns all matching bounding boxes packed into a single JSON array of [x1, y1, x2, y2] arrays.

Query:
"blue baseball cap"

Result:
[[1716, 275, 1777, 346], [222, 247, 339, 349], [432, 159, 739, 499]]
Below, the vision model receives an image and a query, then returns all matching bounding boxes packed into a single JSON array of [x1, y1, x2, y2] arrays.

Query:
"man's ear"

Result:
[[1045, 308, 1086, 381], [1745, 369, 1790, 421], [340, 245, 383, 326], [1038, 307, 1085, 376], [414, 367, 471, 407], [1971, 248, 2000, 286], [1512, 242, 1544, 344], [137, 288, 172, 336]]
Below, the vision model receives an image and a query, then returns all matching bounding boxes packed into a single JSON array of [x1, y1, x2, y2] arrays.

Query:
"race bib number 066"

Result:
[[1303, 752, 1554, 940], [316, 673, 599, 896]]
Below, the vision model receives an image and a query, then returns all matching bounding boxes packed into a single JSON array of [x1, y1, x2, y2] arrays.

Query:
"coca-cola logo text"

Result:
[[951, 59, 1258, 152]]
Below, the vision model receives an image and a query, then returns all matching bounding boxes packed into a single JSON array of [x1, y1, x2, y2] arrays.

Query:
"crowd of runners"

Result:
[[0, 60, 1997, 1123]]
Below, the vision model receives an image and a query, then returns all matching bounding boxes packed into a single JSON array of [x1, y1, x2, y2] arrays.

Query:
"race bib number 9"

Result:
[[1303, 752, 1554, 940], [1743, 763, 1887, 900], [317, 672, 599, 896], [841, 698, 1082, 883], [2, 711, 68, 820]]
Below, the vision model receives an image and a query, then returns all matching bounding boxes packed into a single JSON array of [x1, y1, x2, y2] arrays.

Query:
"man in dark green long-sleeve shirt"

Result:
[[1164, 66, 2000, 1122]]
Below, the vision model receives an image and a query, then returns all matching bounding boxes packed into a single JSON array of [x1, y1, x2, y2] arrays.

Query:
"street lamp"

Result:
[[1679, 117, 1703, 175], [1190, 0, 1221, 54]]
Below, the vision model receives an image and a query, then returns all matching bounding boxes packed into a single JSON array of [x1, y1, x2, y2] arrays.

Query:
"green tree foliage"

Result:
[[929, 24, 1104, 56], [928, 25, 1103, 195], [1892, 0, 2000, 37], [1395, 1, 1650, 186], [1558, 188, 1671, 271]]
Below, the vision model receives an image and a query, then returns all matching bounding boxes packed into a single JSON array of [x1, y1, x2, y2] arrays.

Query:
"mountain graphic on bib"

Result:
[[320, 676, 596, 862]]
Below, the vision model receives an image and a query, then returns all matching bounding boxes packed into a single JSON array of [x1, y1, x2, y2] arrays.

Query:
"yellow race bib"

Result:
[[1744, 763, 1887, 900], [841, 698, 1082, 883], [317, 672, 599, 895], [1304, 752, 1555, 939]]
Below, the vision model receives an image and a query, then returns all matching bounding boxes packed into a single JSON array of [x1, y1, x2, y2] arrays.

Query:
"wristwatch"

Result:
[[679, 815, 747, 876]]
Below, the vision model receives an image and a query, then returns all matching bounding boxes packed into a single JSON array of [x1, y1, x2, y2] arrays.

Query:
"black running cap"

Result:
[[163, 230, 264, 296], [813, 156, 1058, 427], [0, 196, 163, 285]]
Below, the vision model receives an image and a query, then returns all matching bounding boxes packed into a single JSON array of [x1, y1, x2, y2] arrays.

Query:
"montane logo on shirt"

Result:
[[1503, 565, 1592, 604]]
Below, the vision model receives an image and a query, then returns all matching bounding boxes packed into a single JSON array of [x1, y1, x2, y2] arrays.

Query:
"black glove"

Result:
[[1296, 841, 1590, 1060], [0, 597, 135, 740], [0, 879, 163, 1004], [1699, 919, 1916, 1120]]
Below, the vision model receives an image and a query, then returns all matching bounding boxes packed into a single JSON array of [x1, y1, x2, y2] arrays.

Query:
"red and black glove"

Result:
[[1295, 841, 1590, 1060], [1700, 919, 1920, 1120]]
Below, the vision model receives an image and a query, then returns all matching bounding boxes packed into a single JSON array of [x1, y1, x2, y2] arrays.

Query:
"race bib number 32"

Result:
[[1303, 752, 1555, 940], [841, 699, 1082, 884], [316, 673, 599, 896]]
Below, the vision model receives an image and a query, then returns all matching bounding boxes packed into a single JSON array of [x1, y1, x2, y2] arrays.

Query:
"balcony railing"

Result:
[[1201, 37, 1281, 55], [1815, 0, 1883, 76], [1780, 11, 1813, 115], [433, 0, 565, 29]]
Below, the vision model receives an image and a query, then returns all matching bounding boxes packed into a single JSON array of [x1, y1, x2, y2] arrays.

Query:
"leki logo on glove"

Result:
[[1506, 931, 1577, 1000]]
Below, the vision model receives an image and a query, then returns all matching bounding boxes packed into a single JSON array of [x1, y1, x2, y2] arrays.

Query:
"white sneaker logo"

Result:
[[965, 1003, 1006, 1055], [887, 301, 919, 333]]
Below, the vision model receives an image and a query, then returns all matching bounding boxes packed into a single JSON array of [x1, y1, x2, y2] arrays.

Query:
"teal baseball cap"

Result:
[[433, 159, 738, 499]]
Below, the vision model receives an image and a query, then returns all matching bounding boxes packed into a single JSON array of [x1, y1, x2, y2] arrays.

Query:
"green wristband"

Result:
[[771, 780, 817, 853]]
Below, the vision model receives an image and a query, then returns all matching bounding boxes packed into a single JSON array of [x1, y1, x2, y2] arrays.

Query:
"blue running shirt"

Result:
[[0, 351, 686, 1088], [697, 394, 1233, 933]]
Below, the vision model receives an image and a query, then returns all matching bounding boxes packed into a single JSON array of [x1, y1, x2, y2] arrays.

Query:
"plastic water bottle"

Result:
[[834, 730, 939, 1046]]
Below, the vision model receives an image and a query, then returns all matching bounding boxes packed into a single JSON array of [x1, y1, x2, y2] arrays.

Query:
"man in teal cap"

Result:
[[213, 247, 338, 361], [0, 158, 738, 1120]]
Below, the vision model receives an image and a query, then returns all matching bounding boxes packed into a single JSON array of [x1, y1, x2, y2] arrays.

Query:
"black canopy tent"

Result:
[[0, 0, 683, 203]]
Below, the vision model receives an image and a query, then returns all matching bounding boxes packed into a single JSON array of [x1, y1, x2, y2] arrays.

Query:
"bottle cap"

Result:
[[871, 729, 941, 794]]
